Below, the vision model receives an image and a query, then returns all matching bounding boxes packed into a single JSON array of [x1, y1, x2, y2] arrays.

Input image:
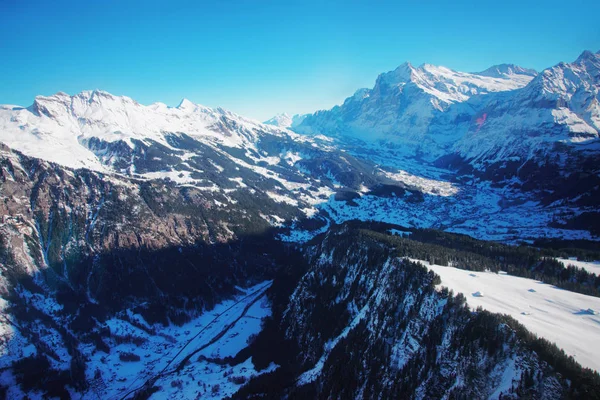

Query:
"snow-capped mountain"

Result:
[[293, 60, 537, 148], [264, 112, 307, 128], [0, 90, 388, 213], [454, 50, 600, 165], [295, 51, 600, 167], [475, 63, 538, 79], [0, 90, 294, 172], [264, 112, 294, 128], [291, 51, 600, 211]]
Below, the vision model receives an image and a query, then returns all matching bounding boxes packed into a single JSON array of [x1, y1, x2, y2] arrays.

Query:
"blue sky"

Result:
[[1, 0, 599, 120]]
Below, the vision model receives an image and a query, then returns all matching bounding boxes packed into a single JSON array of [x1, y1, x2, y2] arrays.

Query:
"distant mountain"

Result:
[[295, 52, 599, 162], [475, 63, 538, 79], [454, 50, 600, 165], [264, 112, 293, 127], [293, 61, 537, 148], [264, 112, 307, 128]]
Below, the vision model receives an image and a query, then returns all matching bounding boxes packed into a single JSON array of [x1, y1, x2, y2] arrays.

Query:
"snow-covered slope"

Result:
[[424, 261, 600, 372], [556, 257, 600, 276]]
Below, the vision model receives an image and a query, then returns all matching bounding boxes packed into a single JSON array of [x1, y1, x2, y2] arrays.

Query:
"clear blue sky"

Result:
[[1, 0, 599, 120]]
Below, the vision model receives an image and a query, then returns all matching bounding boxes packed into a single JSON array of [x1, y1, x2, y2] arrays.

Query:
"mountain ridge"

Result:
[[291, 57, 538, 149], [0, 89, 290, 172]]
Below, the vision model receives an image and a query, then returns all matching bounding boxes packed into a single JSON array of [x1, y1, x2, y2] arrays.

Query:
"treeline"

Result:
[[533, 237, 600, 261], [359, 228, 600, 298]]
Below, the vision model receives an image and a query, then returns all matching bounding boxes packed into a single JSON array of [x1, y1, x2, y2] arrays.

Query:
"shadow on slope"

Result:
[[0, 225, 309, 399]]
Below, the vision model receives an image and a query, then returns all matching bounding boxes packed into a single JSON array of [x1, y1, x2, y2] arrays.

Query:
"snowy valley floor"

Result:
[[0, 281, 275, 400], [280, 155, 597, 245]]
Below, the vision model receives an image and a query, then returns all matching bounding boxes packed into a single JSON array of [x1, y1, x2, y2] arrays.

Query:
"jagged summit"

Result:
[[576, 49, 599, 63], [177, 98, 196, 109], [373, 60, 535, 93], [375, 61, 416, 87]]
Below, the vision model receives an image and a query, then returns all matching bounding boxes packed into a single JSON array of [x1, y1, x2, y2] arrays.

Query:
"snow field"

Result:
[[415, 259, 600, 372], [556, 257, 600, 276]]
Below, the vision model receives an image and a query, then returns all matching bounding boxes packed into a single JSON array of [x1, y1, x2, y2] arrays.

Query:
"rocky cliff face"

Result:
[[0, 140, 304, 341]]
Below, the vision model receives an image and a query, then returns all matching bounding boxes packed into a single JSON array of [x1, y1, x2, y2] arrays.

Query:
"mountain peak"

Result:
[[77, 89, 120, 102], [476, 64, 537, 78], [264, 112, 308, 129], [376, 62, 416, 87], [264, 112, 293, 128], [576, 49, 600, 64], [177, 98, 196, 110]]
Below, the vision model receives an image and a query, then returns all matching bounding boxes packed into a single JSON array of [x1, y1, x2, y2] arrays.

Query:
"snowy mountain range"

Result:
[[1, 51, 600, 399], [3, 50, 598, 182], [0, 90, 296, 172], [453, 50, 600, 166], [293, 50, 600, 166], [292, 61, 537, 146]]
